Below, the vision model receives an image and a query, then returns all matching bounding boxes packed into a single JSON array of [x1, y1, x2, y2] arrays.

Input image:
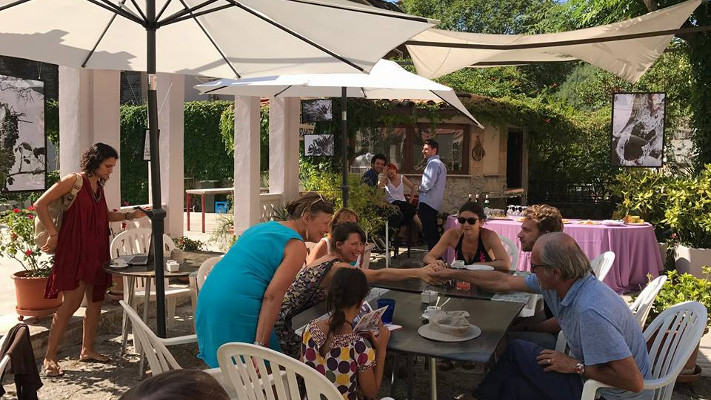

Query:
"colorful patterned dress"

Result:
[[301, 322, 376, 400], [275, 258, 339, 358]]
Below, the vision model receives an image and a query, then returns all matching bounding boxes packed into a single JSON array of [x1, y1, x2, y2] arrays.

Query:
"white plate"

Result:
[[463, 264, 494, 271], [109, 263, 130, 269], [625, 222, 648, 226], [602, 220, 625, 226]]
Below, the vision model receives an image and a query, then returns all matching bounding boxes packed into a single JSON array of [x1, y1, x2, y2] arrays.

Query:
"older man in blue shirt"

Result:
[[433, 232, 651, 400], [418, 139, 447, 250]]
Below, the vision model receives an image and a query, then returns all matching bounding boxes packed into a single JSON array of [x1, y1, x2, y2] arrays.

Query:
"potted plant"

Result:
[[0, 206, 62, 320], [664, 165, 711, 277], [643, 267, 711, 383]]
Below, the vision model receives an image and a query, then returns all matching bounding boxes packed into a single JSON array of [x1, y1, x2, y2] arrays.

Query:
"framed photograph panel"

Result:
[[0, 75, 46, 192], [611, 92, 666, 167], [301, 99, 333, 123], [304, 134, 335, 157]]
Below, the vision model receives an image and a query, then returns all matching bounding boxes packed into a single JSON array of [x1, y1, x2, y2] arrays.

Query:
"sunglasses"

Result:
[[303, 194, 326, 216], [457, 217, 479, 225]]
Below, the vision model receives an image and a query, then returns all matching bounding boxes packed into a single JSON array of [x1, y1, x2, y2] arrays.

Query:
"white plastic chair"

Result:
[[629, 275, 668, 329], [217, 342, 344, 400], [497, 234, 519, 271], [119, 301, 235, 397], [581, 301, 707, 400], [0, 329, 10, 377], [110, 229, 195, 330], [590, 251, 615, 281], [192, 256, 223, 292]]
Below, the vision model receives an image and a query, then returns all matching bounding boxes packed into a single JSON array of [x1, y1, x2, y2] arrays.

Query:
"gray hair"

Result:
[[537, 232, 592, 281]]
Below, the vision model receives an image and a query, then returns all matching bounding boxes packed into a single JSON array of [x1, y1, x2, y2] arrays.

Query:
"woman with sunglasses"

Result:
[[423, 201, 510, 271], [195, 192, 334, 368]]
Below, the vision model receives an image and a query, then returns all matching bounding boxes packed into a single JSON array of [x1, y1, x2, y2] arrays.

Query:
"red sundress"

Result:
[[44, 175, 111, 302]]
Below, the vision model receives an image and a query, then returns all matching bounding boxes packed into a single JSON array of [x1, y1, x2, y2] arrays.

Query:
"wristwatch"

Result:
[[574, 362, 585, 376]]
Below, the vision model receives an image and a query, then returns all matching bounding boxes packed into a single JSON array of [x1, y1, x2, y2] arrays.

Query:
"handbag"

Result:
[[33, 173, 83, 252]]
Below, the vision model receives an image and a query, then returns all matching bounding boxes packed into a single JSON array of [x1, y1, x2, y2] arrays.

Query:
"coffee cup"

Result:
[[425, 305, 441, 317], [113, 259, 128, 268]]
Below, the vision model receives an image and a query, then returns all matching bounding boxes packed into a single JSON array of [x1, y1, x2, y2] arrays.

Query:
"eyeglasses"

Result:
[[530, 263, 553, 273], [457, 217, 479, 225]]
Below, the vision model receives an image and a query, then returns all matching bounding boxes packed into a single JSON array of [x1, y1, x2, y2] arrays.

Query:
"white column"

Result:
[[91, 70, 121, 212], [156, 73, 185, 237], [268, 97, 300, 203], [58, 66, 92, 175], [233, 96, 261, 234], [58, 68, 120, 211]]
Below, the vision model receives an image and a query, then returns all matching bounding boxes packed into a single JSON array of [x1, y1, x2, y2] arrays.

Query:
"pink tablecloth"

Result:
[[444, 216, 662, 294]]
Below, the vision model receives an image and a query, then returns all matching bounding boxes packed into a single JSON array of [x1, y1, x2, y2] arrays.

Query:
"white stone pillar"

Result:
[[155, 73, 185, 237], [91, 70, 121, 212], [268, 97, 300, 204], [58, 67, 120, 211], [233, 96, 261, 234]]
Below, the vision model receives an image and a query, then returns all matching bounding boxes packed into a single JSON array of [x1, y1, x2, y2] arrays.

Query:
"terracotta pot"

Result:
[[11, 271, 63, 320]]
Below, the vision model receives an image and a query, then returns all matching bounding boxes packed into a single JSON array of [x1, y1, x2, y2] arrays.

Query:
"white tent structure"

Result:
[[406, 0, 701, 83], [196, 59, 482, 127], [196, 59, 483, 204]]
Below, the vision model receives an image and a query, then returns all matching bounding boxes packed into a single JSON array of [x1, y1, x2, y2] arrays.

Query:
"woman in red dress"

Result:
[[34, 143, 144, 377]]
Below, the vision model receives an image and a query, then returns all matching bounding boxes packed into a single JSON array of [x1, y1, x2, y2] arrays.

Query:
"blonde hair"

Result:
[[523, 204, 563, 234], [285, 192, 334, 219]]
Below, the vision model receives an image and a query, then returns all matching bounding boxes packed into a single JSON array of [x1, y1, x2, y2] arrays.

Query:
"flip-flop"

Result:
[[79, 355, 111, 364], [43, 363, 65, 377]]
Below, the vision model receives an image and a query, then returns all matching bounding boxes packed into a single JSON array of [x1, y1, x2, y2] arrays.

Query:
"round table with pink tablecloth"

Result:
[[444, 216, 662, 294]]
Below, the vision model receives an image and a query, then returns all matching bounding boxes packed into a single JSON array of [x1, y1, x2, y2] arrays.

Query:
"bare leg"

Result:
[[80, 283, 109, 361], [43, 282, 87, 375]]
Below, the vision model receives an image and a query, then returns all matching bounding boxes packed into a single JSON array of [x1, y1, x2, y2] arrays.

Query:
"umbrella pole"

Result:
[[341, 87, 349, 207], [146, 0, 167, 338]]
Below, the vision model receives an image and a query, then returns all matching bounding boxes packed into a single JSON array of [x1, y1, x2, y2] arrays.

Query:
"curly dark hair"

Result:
[[80, 143, 118, 175]]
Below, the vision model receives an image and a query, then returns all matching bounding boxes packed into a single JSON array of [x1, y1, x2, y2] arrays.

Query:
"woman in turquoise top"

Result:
[[195, 192, 334, 367]]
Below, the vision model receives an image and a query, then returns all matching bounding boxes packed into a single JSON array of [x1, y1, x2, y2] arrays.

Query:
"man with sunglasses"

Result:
[[447, 233, 651, 400]]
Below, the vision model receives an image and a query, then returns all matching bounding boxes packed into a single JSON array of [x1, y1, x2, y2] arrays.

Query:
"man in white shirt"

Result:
[[417, 139, 446, 250]]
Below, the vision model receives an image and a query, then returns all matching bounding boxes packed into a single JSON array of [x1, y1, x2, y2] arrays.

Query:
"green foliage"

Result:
[[664, 165, 711, 248], [646, 268, 711, 328], [184, 101, 235, 183], [173, 236, 205, 251], [219, 104, 270, 172], [402, 0, 553, 34], [46, 99, 59, 146], [209, 212, 237, 252], [119, 104, 149, 205], [0, 206, 52, 276], [608, 169, 674, 241]]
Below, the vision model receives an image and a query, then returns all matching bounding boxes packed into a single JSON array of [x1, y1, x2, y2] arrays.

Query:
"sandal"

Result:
[[79, 353, 111, 363], [42, 361, 65, 377]]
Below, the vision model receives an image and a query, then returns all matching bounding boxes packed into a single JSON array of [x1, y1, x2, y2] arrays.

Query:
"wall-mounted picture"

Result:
[[301, 99, 332, 123], [0, 74, 45, 192], [304, 134, 335, 157], [611, 92, 665, 167]]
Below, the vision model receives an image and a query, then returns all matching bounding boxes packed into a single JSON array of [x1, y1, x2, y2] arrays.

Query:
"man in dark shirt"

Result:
[[361, 153, 386, 186]]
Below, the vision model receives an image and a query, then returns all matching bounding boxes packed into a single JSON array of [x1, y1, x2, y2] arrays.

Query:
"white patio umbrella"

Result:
[[0, 0, 435, 336], [196, 59, 483, 205]]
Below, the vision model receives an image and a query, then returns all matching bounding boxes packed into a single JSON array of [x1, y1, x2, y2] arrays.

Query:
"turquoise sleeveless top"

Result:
[[195, 221, 303, 367]]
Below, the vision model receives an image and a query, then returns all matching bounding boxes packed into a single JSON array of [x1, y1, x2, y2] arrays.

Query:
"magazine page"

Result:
[[353, 305, 388, 334]]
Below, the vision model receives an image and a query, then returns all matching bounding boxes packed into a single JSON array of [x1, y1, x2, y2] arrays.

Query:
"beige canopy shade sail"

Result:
[[406, 0, 701, 83]]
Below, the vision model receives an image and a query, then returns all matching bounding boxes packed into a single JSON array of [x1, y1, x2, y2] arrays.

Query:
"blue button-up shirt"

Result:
[[525, 274, 652, 400], [418, 155, 446, 211]]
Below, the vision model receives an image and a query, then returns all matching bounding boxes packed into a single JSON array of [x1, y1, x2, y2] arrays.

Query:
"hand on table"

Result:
[[536, 349, 578, 374], [420, 265, 445, 284]]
